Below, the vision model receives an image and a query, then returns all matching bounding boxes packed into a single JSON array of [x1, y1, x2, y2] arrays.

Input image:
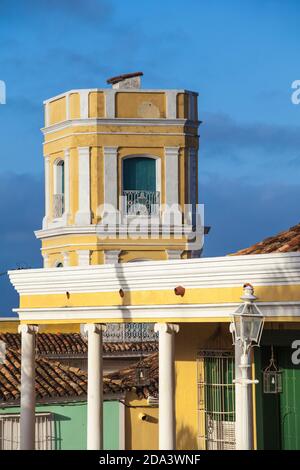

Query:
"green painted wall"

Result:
[[0, 400, 120, 450]]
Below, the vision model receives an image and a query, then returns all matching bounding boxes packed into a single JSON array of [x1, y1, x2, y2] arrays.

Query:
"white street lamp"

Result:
[[230, 283, 264, 450]]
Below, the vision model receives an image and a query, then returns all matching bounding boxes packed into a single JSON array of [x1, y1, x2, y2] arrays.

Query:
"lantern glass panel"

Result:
[[263, 370, 282, 394], [135, 365, 150, 386], [233, 313, 263, 344]]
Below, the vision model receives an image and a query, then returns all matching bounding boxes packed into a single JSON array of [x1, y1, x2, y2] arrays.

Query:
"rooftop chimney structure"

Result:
[[107, 72, 143, 89]]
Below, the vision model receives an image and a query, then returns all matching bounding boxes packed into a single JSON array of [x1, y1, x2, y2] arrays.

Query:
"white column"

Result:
[[164, 147, 179, 207], [80, 90, 89, 119], [235, 344, 253, 450], [83, 323, 106, 450], [19, 324, 38, 450], [42, 253, 50, 268], [162, 147, 181, 226], [44, 102, 50, 127], [77, 250, 90, 266], [63, 251, 70, 267], [66, 93, 70, 120], [154, 323, 179, 450], [75, 147, 91, 225], [166, 91, 178, 119], [103, 147, 118, 211], [42, 156, 50, 229], [167, 250, 183, 260], [104, 90, 116, 118], [104, 250, 120, 264], [62, 148, 70, 225]]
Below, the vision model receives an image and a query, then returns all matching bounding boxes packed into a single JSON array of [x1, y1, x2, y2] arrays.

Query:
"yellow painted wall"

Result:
[[119, 250, 167, 263], [89, 92, 105, 118], [125, 393, 158, 450], [69, 93, 80, 119], [0, 321, 19, 333], [116, 92, 166, 118], [48, 97, 66, 125], [175, 323, 233, 450], [20, 284, 300, 311]]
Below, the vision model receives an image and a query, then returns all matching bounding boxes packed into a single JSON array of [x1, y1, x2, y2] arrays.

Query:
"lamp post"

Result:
[[230, 284, 264, 450]]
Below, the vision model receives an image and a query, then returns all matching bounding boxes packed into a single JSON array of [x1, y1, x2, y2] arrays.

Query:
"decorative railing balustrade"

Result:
[[53, 194, 64, 218], [103, 323, 158, 342], [123, 190, 160, 216]]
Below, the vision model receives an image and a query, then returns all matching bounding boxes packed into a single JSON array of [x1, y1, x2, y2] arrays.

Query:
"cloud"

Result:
[[0, 173, 44, 316], [201, 112, 300, 166], [201, 173, 300, 257]]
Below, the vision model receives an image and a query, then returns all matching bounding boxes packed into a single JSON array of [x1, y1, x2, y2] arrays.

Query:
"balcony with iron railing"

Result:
[[103, 323, 158, 342], [53, 194, 64, 218], [123, 190, 160, 216]]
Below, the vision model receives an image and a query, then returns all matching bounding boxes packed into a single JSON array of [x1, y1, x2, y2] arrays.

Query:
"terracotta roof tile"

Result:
[[0, 349, 159, 403], [105, 353, 158, 399], [232, 222, 300, 255], [0, 333, 158, 356]]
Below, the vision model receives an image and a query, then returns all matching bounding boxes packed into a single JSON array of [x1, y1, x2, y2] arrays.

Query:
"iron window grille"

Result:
[[197, 350, 236, 450]]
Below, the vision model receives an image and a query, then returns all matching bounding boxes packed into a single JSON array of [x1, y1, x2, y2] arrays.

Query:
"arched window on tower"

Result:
[[53, 160, 65, 218], [122, 156, 160, 216]]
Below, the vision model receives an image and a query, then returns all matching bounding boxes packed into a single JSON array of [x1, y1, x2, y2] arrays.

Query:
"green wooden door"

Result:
[[278, 347, 300, 450], [256, 346, 300, 450], [123, 157, 156, 191]]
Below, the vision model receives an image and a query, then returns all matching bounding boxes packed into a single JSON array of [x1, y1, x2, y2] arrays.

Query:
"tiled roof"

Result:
[[0, 333, 158, 356], [106, 353, 158, 399], [232, 223, 300, 255], [0, 348, 87, 402], [0, 348, 159, 403], [0, 348, 125, 403]]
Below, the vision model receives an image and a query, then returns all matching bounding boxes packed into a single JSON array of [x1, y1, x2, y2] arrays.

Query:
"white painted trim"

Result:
[[65, 93, 70, 120], [43, 89, 198, 105], [77, 250, 90, 266], [80, 90, 89, 119], [166, 91, 178, 119], [75, 147, 91, 225], [62, 252, 70, 267], [35, 222, 194, 239], [63, 149, 70, 221], [104, 250, 120, 264], [8, 253, 300, 296], [42, 156, 50, 229], [164, 147, 179, 207], [13, 301, 300, 323], [167, 250, 183, 260], [42, 253, 50, 269], [104, 90, 116, 118], [103, 147, 118, 211], [44, 102, 49, 127]]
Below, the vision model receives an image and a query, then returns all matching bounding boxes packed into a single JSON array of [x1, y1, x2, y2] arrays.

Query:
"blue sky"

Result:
[[1, 0, 300, 315]]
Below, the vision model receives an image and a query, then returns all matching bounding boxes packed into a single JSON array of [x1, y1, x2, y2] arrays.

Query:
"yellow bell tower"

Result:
[[36, 72, 201, 267]]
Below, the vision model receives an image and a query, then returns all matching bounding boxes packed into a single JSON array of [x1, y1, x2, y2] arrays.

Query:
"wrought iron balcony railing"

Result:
[[103, 323, 158, 342], [123, 190, 160, 216], [53, 194, 64, 218]]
